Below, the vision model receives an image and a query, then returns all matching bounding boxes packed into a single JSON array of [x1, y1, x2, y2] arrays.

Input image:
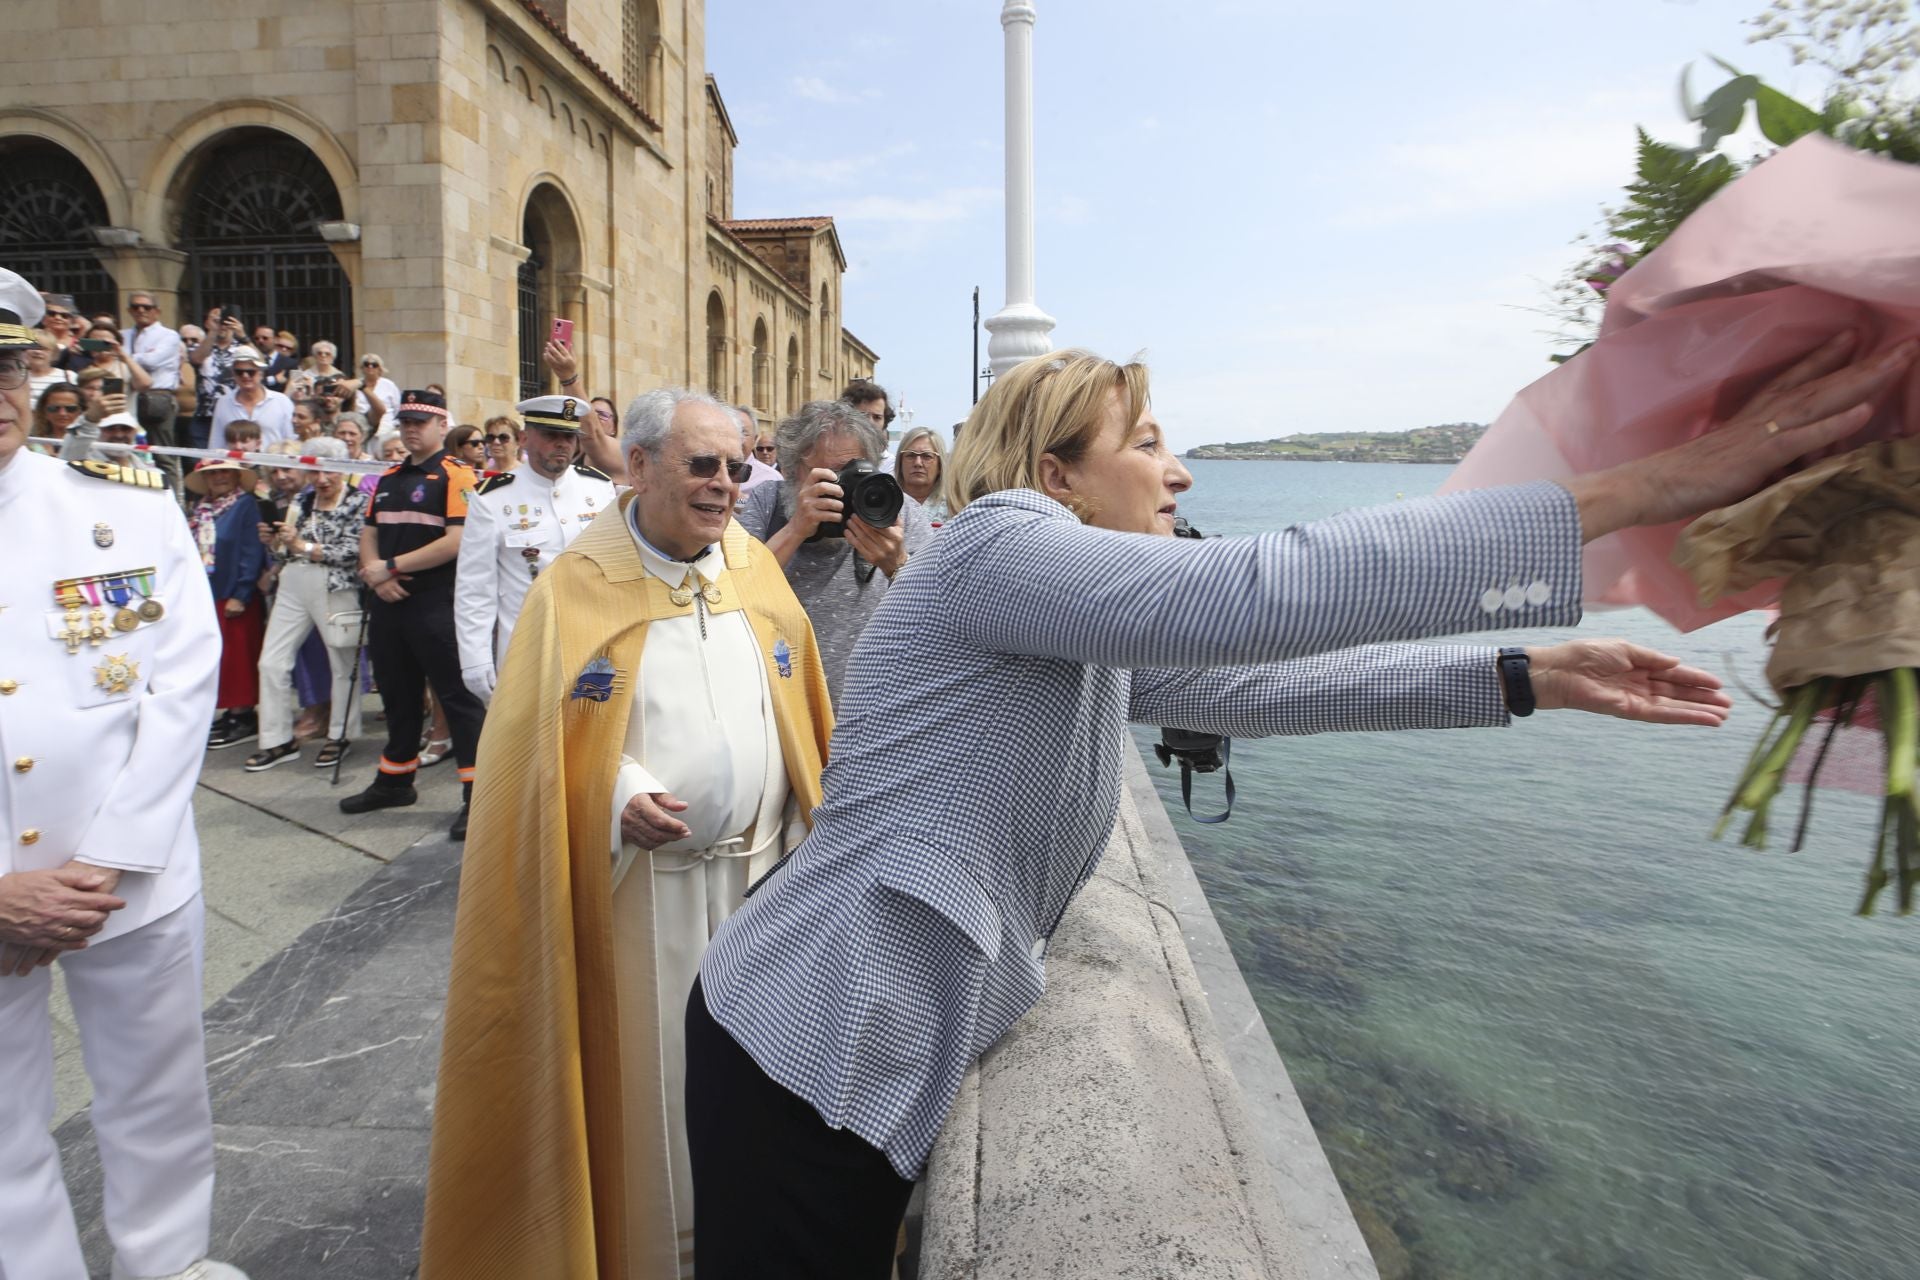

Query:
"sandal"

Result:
[[419, 737, 454, 768], [314, 738, 351, 768], [243, 742, 301, 772]]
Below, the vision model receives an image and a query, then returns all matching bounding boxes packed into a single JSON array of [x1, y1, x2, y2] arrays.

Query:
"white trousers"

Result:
[[256, 562, 363, 748], [0, 896, 214, 1280]]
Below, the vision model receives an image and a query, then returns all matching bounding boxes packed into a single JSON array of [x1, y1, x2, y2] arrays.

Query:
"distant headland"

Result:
[[1185, 423, 1486, 464]]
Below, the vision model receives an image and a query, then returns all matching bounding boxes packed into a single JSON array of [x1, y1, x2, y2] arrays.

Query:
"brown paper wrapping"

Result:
[[1675, 437, 1920, 693]]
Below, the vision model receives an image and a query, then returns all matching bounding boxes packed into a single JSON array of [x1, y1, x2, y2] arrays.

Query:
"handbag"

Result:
[[322, 607, 365, 649]]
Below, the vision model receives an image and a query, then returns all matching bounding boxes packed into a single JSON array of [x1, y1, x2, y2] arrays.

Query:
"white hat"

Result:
[[96, 412, 142, 433], [515, 394, 591, 434], [0, 268, 46, 350], [229, 345, 267, 367]]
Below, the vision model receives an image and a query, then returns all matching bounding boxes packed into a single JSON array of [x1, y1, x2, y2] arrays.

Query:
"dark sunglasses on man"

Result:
[[484, 432, 515, 444], [682, 453, 752, 484]]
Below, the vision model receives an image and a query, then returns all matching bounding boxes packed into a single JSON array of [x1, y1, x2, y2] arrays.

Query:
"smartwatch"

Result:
[[1497, 647, 1535, 717], [385, 557, 399, 576]]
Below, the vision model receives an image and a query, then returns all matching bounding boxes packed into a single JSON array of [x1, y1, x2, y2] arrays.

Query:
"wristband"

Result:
[[385, 557, 398, 576], [1497, 647, 1535, 717], [559, 375, 579, 387]]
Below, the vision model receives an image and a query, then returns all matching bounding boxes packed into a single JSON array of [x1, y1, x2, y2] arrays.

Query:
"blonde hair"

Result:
[[944, 349, 1149, 518]]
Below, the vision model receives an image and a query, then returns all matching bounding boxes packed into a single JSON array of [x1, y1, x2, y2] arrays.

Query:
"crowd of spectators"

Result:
[[18, 287, 945, 837]]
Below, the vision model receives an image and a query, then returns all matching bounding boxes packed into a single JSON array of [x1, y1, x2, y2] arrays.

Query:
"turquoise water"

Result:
[[1134, 460, 1919, 1280]]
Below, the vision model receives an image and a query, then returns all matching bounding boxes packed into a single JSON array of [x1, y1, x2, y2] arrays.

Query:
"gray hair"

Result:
[[302, 436, 348, 461], [776, 399, 883, 482], [621, 386, 728, 455], [730, 404, 757, 443], [370, 429, 402, 456], [334, 410, 370, 434]]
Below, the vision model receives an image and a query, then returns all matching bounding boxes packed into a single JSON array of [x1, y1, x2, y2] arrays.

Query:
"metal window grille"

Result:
[[0, 142, 119, 316], [622, 1, 644, 96], [518, 255, 543, 401]]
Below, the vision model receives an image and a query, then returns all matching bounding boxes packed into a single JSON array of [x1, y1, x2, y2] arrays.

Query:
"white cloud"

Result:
[[791, 76, 879, 105], [744, 142, 918, 188], [833, 186, 1000, 224]]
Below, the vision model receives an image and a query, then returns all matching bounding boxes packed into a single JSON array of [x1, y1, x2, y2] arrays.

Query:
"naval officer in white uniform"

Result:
[[456, 394, 616, 704], [0, 270, 248, 1280]]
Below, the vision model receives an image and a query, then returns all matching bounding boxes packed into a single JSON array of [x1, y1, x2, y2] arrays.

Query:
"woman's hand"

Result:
[[222, 598, 245, 617], [1566, 332, 1918, 540], [543, 339, 579, 388], [1530, 639, 1731, 726]]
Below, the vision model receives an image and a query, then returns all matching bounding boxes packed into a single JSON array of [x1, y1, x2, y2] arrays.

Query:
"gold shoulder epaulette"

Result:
[[573, 462, 611, 481], [68, 459, 166, 490], [476, 471, 516, 495]]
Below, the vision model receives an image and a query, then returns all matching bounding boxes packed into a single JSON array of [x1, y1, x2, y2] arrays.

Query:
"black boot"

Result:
[[339, 774, 418, 814], [449, 780, 470, 841]]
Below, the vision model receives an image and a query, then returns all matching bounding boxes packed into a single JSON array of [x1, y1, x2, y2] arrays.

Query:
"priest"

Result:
[[420, 386, 834, 1280]]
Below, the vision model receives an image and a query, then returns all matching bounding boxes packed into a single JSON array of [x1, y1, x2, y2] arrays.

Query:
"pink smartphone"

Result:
[[550, 317, 574, 349]]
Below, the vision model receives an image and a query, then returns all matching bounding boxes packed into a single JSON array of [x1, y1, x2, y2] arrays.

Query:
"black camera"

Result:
[[1152, 516, 1237, 823], [814, 459, 904, 539]]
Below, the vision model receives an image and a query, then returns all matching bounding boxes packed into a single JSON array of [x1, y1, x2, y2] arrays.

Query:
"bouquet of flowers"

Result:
[[1445, 136, 1920, 913]]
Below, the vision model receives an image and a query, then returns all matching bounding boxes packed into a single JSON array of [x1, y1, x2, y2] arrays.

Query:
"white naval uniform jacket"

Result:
[[0, 450, 219, 944], [454, 460, 617, 675]]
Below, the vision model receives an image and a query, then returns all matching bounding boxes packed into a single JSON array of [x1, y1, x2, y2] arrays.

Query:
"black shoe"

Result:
[[208, 713, 259, 750], [243, 742, 301, 772], [314, 738, 351, 768], [339, 781, 418, 815], [449, 802, 469, 842]]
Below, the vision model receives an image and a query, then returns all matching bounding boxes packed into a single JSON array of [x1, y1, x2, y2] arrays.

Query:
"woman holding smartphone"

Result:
[[82, 324, 150, 395]]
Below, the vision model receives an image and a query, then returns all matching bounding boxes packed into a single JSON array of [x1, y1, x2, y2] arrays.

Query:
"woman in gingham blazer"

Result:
[[687, 336, 1910, 1277]]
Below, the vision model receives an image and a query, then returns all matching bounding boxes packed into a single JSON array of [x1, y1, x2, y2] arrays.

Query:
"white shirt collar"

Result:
[[626, 501, 722, 588]]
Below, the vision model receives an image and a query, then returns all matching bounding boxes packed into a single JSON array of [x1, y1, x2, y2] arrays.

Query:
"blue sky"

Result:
[[706, 0, 1811, 451]]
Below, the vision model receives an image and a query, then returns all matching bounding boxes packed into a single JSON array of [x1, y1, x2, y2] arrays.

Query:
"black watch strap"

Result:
[[1497, 647, 1535, 717]]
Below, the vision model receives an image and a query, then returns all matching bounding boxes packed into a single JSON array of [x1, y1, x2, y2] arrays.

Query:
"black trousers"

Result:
[[365, 585, 485, 777], [686, 978, 913, 1279]]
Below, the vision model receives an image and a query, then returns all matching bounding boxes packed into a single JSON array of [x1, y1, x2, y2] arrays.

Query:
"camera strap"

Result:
[[1177, 736, 1235, 824]]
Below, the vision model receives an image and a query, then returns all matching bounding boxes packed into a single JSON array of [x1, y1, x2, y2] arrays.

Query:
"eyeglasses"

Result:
[[361, 360, 380, 368], [484, 433, 515, 444], [899, 451, 939, 463], [681, 454, 752, 483], [753, 443, 778, 457], [0, 359, 26, 390]]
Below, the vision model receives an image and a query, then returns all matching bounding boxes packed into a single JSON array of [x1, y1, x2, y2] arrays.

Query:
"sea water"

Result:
[[1133, 460, 1919, 1280]]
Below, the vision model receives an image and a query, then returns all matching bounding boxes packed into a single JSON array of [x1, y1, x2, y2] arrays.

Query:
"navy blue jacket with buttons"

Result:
[[700, 481, 1583, 1179]]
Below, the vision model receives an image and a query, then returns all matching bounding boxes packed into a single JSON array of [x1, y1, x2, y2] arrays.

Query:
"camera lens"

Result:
[[850, 471, 903, 528]]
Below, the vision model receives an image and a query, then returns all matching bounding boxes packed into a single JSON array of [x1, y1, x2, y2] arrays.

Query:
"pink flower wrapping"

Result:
[[1443, 134, 1920, 632]]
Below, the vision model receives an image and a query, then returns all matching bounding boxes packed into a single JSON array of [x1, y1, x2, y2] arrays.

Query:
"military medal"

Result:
[[521, 546, 542, 580], [79, 581, 108, 646], [132, 571, 165, 622], [104, 577, 140, 632], [55, 582, 87, 654], [93, 522, 114, 548], [91, 653, 139, 695]]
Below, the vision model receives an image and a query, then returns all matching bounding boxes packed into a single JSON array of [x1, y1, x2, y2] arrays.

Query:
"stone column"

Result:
[[983, 0, 1056, 378]]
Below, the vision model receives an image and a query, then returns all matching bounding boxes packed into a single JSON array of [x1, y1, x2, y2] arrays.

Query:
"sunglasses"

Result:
[[681, 454, 752, 483], [484, 433, 515, 444], [233, 366, 260, 375], [361, 360, 380, 368], [753, 443, 777, 456], [129, 302, 158, 311], [44, 401, 83, 413]]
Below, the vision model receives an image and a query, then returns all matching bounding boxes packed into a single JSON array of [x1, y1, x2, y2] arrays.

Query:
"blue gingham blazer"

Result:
[[701, 482, 1583, 1179]]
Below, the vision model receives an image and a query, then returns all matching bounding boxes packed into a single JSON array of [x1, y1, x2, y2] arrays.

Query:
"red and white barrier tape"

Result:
[[28, 436, 506, 478]]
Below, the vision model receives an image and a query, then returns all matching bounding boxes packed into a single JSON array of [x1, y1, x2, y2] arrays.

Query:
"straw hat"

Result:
[[184, 456, 251, 495]]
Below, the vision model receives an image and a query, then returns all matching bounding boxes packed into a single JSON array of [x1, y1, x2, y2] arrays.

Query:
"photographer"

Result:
[[185, 308, 242, 449], [735, 399, 932, 699]]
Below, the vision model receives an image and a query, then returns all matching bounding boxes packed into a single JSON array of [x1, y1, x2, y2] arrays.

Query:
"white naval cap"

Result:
[[0, 267, 47, 350], [515, 394, 592, 434]]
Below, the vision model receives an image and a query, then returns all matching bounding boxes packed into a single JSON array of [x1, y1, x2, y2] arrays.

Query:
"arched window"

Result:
[[706, 291, 729, 399], [817, 283, 832, 377], [751, 317, 770, 410], [519, 183, 583, 400], [176, 129, 351, 364], [785, 334, 800, 415], [622, 0, 663, 118], [0, 139, 118, 317]]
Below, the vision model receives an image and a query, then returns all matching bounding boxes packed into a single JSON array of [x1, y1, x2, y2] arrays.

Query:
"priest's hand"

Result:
[[621, 791, 692, 850], [462, 663, 497, 704], [1530, 639, 1732, 727], [845, 515, 907, 577]]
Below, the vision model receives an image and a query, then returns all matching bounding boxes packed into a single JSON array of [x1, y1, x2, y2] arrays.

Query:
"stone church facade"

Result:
[[0, 0, 876, 425]]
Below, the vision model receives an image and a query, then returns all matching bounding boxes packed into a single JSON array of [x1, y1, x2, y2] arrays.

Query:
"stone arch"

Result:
[[539, 85, 554, 117], [705, 290, 729, 399], [168, 125, 355, 363], [0, 109, 132, 229], [137, 99, 358, 246], [562, 103, 575, 133], [486, 44, 507, 82], [518, 179, 584, 400], [0, 132, 121, 314], [513, 66, 532, 100]]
